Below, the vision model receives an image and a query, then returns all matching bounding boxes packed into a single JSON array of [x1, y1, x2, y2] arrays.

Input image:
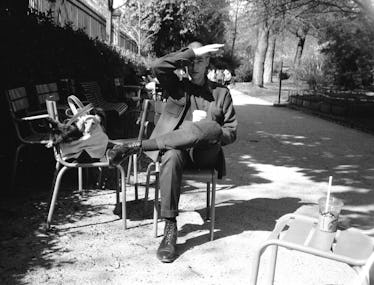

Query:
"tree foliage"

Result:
[[319, 16, 374, 89], [152, 0, 229, 56], [234, 0, 374, 87], [0, 9, 143, 90], [118, 0, 161, 55]]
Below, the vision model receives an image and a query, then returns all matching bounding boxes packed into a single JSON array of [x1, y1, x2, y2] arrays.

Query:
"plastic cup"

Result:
[[318, 196, 344, 232], [192, 110, 207, 122]]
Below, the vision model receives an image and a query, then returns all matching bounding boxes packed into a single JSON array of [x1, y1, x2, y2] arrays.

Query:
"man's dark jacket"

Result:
[[147, 48, 237, 178]]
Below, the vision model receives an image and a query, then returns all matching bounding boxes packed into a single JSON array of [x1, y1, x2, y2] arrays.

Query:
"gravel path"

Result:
[[1, 85, 374, 285]]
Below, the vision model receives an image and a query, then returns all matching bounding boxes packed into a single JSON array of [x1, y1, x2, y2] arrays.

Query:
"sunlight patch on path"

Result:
[[229, 88, 273, 106]]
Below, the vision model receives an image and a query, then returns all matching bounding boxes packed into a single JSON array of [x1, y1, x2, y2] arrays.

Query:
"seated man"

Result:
[[107, 42, 238, 263]]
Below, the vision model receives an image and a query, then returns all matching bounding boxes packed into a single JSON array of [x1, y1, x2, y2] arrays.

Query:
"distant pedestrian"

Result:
[[223, 69, 232, 86], [216, 69, 224, 84], [207, 68, 216, 82]]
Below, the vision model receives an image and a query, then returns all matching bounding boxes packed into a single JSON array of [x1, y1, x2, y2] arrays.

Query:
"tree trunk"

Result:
[[137, 0, 141, 55], [49, 0, 65, 25], [231, 0, 240, 57], [252, 22, 269, 87], [117, 12, 124, 47], [264, 32, 276, 84], [107, 0, 114, 44], [293, 27, 308, 67]]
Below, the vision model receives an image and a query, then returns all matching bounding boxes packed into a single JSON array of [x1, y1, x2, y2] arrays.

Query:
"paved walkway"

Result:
[[7, 87, 374, 285], [221, 88, 374, 284]]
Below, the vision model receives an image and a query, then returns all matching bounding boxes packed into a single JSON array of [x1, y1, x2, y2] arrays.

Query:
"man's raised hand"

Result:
[[193, 44, 224, 57]]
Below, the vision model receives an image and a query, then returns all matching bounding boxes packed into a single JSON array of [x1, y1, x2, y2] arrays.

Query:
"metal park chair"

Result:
[[5, 86, 51, 189], [113, 77, 142, 103], [45, 98, 128, 230], [250, 213, 374, 285], [46, 145, 127, 230], [144, 162, 217, 241], [80, 81, 128, 116]]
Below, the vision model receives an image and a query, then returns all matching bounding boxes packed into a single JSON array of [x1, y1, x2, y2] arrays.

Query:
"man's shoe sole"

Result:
[[157, 254, 177, 263]]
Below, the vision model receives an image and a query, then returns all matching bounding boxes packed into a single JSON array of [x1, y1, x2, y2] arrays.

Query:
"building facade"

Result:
[[29, 0, 137, 54]]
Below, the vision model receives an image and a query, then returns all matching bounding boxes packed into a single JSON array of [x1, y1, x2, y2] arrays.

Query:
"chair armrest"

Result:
[[123, 85, 143, 90], [20, 113, 50, 121]]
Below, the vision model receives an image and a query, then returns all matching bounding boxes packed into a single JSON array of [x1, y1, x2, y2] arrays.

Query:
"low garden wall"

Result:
[[288, 89, 374, 118]]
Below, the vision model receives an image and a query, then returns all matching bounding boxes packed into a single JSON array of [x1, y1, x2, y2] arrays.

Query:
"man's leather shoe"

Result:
[[157, 219, 177, 263], [107, 141, 142, 166]]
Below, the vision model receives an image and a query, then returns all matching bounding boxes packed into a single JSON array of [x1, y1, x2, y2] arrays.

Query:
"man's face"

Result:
[[188, 55, 209, 86]]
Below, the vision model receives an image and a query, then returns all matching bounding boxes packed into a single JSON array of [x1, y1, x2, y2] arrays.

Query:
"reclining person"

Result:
[[107, 42, 238, 263]]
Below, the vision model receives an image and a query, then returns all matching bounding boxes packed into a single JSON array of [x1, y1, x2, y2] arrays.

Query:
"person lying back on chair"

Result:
[[107, 42, 238, 263]]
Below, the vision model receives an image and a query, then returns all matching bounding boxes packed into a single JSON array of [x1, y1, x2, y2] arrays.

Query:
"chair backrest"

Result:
[[6, 87, 30, 116], [124, 85, 142, 100], [117, 98, 152, 141], [5, 87, 46, 141], [59, 78, 76, 100], [138, 99, 151, 141], [113, 77, 124, 98], [80, 81, 106, 107], [35, 83, 60, 107], [114, 77, 142, 100]]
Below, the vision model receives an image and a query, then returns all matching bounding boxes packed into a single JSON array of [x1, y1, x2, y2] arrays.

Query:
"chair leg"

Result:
[[144, 162, 155, 214], [210, 174, 216, 241], [46, 166, 68, 229], [206, 182, 210, 221], [115, 168, 120, 205], [117, 165, 127, 229], [11, 144, 25, 190], [97, 167, 103, 189], [265, 245, 279, 285], [78, 167, 83, 192], [153, 171, 160, 238], [127, 155, 132, 182], [250, 241, 278, 285], [250, 245, 267, 285], [133, 154, 138, 200], [50, 161, 61, 193]]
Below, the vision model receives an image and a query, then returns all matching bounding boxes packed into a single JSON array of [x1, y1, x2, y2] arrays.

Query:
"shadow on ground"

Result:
[[177, 197, 308, 257]]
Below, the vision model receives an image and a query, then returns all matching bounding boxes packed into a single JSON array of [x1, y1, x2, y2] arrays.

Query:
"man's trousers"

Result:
[[153, 120, 222, 218]]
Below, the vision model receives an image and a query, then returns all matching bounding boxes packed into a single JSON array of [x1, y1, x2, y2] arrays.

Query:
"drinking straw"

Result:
[[325, 176, 333, 211]]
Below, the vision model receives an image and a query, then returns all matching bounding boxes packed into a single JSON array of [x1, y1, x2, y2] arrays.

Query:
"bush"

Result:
[[320, 17, 374, 90], [0, 9, 146, 90], [292, 56, 326, 90], [234, 62, 253, 82], [0, 9, 147, 157]]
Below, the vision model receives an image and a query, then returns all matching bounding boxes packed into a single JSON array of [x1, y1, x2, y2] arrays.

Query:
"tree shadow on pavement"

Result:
[[0, 185, 118, 285]]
